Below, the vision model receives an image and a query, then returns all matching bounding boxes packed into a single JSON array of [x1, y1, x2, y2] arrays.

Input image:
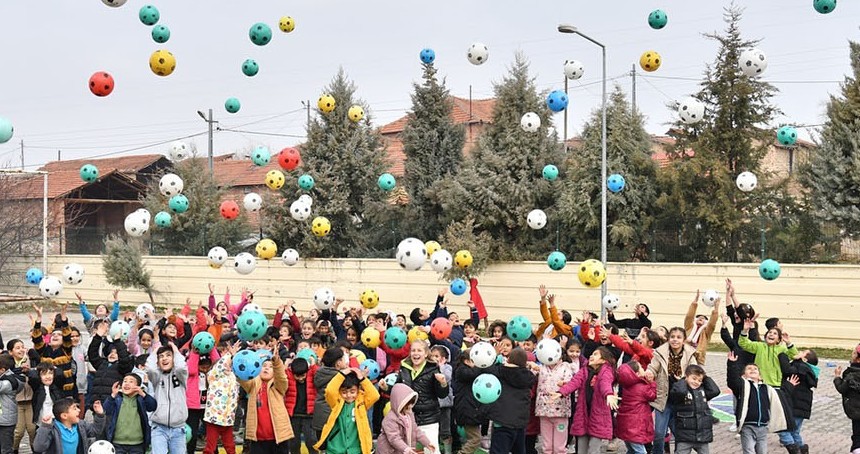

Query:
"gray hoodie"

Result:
[[311, 366, 340, 431], [146, 348, 188, 428], [0, 370, 23, 426], [437, 363, 454, 408]]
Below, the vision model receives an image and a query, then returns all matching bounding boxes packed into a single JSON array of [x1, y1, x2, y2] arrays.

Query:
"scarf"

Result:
[[667, 349, 683, 379], [687, 323, 705, 347]]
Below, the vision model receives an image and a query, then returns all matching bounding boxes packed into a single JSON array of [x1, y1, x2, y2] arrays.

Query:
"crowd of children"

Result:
[[0, 278, 854, 454]]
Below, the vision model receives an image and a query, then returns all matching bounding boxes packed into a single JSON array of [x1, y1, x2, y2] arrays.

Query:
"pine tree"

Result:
[[400, 62, 466, 241], [144, 159, 251, 255], [265, 69, 390, 257], [432, 53, 565, 261], [102, 235, 155, 303], [802, 41, 860, 238], [557, 86, 659, 260], [657, 6, 782, 262]]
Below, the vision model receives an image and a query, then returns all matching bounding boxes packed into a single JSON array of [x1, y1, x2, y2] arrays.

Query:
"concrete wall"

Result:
[[3, 256, 859, 348]]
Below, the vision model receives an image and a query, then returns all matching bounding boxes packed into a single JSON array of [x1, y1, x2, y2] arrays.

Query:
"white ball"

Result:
[[467, 43, 489, 65], [527, 209, 547, 230], [739, 48, 768, 77], [298, 194, 313, 206], [702, 289, 719, 307], [134, 208, 151, 221], [736, 171, 758, 192], [281, 248, 300, 266], [135, 303, 155, 320], [290, 200, 312, 221], [124, 213, 149, 237], [88, 439, 116, 454], [520, 112, 541, 133], [395, 237, 426, 271], [470, 342, 497, 368], [243, 193, 262, 212], [242, 303, 262, 314], [678, 97, 705, 125], [233, 252, 256, 275], [313, 287, 335, 310], [602, 293, 620, 312], [159, 173, 184, 197], [535, 339, 563, 366], [62, 263, 84, 285], [109, 320, 130, 341], [39, 276, 63, 298], [168, 141, 189, 161], [101, 0, 126, 6], [430, 249, 453, 273], [563, 59, 584, 80], [207, 247, 228, 268]]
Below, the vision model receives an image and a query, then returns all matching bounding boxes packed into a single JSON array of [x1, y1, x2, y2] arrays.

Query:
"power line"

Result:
[[218, 127, 306, 139], [640, 74, 841, 85]]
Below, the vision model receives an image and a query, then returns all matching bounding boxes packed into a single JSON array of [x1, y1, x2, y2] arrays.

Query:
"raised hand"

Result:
[[438, 287, 448, 297], [434, 373, 447, 385], [836, 366, 843, 378], [548, 294, 556, 306], [538, 285, 548, 299], [75, 292, 83, 302], [727, 351, 738, 362], [743, 319, 755, 332], [334, 298, 344, 308], [111, 381, 121, 398], [693, 289, 700, 303], [112, 289, 119, 301], [781, 331, 791, 345], [92, 400, 104, 415], [60, 303, 68, 321], [787, 374, 800, 387], [721, 314, 730, 327], [208, 283, 214, 295], [33, 304, 43, 320]]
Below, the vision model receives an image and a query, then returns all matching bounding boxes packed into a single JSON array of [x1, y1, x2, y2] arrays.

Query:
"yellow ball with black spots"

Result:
[[408, 326, 429, 343], [311, 216, 331, 237], [279, 16, 295, 33], [255, 239, 277, 260], [360, 289, 380, 309], [577, 259, 606, 288], [149, 49, 176, 77], [348, 105, 364, 122], [318, 94, 336, 113], [265, 170, 285, 190], [424, 241, 441, 258], [454, 250, 473, 269], [361, 327, 381, 348], [639, 50, 661, 72]]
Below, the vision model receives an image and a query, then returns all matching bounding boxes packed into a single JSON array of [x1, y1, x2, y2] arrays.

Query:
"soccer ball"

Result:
[[527, 209, 547, 230], [251, 146, 271, 166], [135, 303, 155, 320], [88, 439, 116, 454], [279, 16, 296, 32], [395, 238, 426, 271], [470, 342, 496, 369], [232, 349, 263, 381], [535, 339, 563, 366], [507, 316, 532, 341], [702, 289, 719, 307], [577, 259, 606, 288], [472, 374, 502, 404], [602, 293, 620, 312], [158, 173, 184, 197], [313, 288, 335, 310], [207, 247, 228, 268], [192, 332, 216, 354], [563, 59, 584, 80], [290, 200, 312, 221], [109, 320, 130, 341], [233, 253, 256, 275], [546, 251, 567, 271], [101, 0, 127, 7], [281, 248, 300, 266], [454, 250, 473, 269], [360, 289, 380, 309], [430, 250, 453, 273], [466, 43, 489, 65], [739, 48, 768, 77], [168, 141, 188, 161], [242, 303, 263, 314], [243, 193, 262, 212], [39, 276, 63, 298], [124, 212, 149, 237], [62, 263, 84, 285], [520, 112, 541, 133], [777, 126, 797, 146], [678, 97, 705, 125], [736, 171, 758, 192]]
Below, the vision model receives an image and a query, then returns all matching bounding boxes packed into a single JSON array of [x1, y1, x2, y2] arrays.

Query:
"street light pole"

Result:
[[558, 24, 609, 312], [197, 109, 216, 175]]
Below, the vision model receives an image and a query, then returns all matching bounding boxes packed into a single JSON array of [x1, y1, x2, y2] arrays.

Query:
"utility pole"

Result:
[[631, 64, 637, 114], [563, 75, 569, 148], [197, 109, 216, 175], [19, 140, 23, 170], [301, 100, 311, 128]]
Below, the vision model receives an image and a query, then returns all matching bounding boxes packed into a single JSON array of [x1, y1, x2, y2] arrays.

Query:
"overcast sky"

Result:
[[0, 1, 857, 169]]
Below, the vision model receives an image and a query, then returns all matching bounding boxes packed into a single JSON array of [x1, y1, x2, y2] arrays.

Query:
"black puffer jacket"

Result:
[[668, 376, 720, 444], [485, 364, 535, 430], [28, 371, 63, 424], [835, 363, 860, 420], [453, 362, 484, 426], [397, 359, 448, 426], [87, 334, 133, 407], [779, 353, 819, 420]]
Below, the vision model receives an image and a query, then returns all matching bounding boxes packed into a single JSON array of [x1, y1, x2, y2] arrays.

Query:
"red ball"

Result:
[[219, 200, 240, 220], [278, 147, 301, 171], [430, 317, 453, 341], [88, 71, 114, 97]]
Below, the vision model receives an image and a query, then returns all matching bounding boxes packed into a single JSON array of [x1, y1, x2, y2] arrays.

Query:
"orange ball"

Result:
[[430, 317, 453, 341], [278, 147, 301, 171], [220, 200, 240, 220], [89, 71, 115, 97]]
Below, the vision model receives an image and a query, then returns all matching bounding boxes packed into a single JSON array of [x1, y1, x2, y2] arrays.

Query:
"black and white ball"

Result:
[[470, 342, 497, 368], [208, 247, 228, 268], [298, 194, 313, 207], [62, 263, 84, 285], [602, 293, 620, 312], [39, 276, 63, 298], [520, 112, 541, 133], [736, 171, 757, 192], [396, 237, 426, 271], [242, 303, 263, 314], [233, 252, 256, 275], [135, 303, 155, 320], [313, 287, 335, 310], [535, 339, 563, 366], [159, 173, 184, 197], [88, 440, 116, 454], [563, 59, 584, 80], [243, 193, 262, 212], [281, 248, 300, 266], [702, 289, 719, 307], [290, 200, 312, 221], [430, 249, 453, 273], [168, 141, 189, 161], [101, 0, 127, 7], [124, 212, 149, 237], [527, 209, 547, 230], [467, 43, 489, 65], [678, 97, 705, 125], [134, 208, 151, 222], [739, 48, 768, 77]]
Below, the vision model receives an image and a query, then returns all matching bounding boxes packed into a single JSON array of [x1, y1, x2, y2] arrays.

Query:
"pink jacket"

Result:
[[535, 362, 574, 418], [560, 363, 615, 440], [614, 364, 656, 444], [187, 349, 221, 410], [377, 384, 432, 454]]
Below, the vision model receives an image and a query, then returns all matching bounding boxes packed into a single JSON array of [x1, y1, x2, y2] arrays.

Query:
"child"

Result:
[[0, 352, 23, 452], [668, 365, 720, 454], [430, 345, 454, 454], [453, 349, 483, 454], [75, 290, 120, 332], [203, 343, 241, 454], [645, 326, 698, 454], [738, 318, 798, 387], [409, 288, 449, 328], [30, 305, 75, 398], [8, 338, 36, 452], [607, 303, 652, 335], [88, 320, 134, 408], [728, 351, 795, 454], [486, 348, 536, 454], [314, 368, 380, 454], [835, 345, 860, 454], [187, 348, 218, 454], [104, 374, 157, 454], [558, 347, 617, 454], [615, 361, 656, 454], [534, 345, 574, 454], [146, 343, 189, 454], [238, 344, 293, 452], [286, 358, 319, 454], [683, 290, 720, 364], [778, 350, 818, 454], [32, 397, 105, 454], [28, 362, 62, 432], [377, 383, 435, 454], [312, 347, 351, 441]]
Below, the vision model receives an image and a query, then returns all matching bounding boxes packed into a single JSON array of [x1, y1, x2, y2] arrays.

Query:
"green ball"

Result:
[[648, 9, 668, 29], [777, 126, 797, 146], [168, 194, 189, 213], [154, 211, 171, 228], [237, 310, 268, 341], [0, 117, 12, 143], [185, 423, 193, 443], [813, 0, 836, 14], [79, 164, 99, 183], [251, 146, 270, 166], [384, 327, 407, 349], [249, 22, 273, 46], [377, 173, 396, 191], [506, 315, 533, 341], [192, 332, 215, 354], [139, 5, 159, 26], [758, 259, 781, 281], [225, 97, 241, 114], [151, 24, 170, 43], [298, 174, 315, 191], [242, 59, 259, 77], [542, 164, 559, 181], [546, 251, 567, 271]]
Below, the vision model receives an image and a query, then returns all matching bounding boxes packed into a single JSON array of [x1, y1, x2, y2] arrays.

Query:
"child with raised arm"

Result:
[[147, 341, 189, 454], [238, 340, 294, 453], [103, 374, 157, 454], [668, 365, 720, 454], [30, 304, 76, 398], [314, 368, 380, 454], [32, 397, 105, 454], [75, 290, 120, 332], [738, 318, 798, 387], [203, 342, 241, 454], [834, 345, 860, 454], [683, 290, 720, 364]]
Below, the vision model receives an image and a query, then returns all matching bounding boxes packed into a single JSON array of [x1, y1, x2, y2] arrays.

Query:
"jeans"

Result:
[[740, 425, 768, 454], [675, 442, 710, 454], [151, 423, 187, 454], [653, 405, 674, 454], [777, 417, 805, 446], [290, 415, 317, 454], [489, 426, 526, 454], [115, 443, 146, 454], [0, 425, 15, 454], [625, 441, 647, 454]]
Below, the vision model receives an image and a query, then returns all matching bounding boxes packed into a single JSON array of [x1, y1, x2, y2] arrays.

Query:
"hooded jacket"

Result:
[[397, 359, 449, 426], [32, 414, 105, 454], [0, 370, 23, 426], [535, 361, 574, 418], [453, 362, 484, 427], [312, 365, 341, 431], [203, 353, 240, 427], [88, 334, 133, 406], [669, 376, 720, 444], [104, 392, 157, 451], [778, 353, 818, 420], [485, 363, 536, 430], [835, 362, 860, 420], [614, 364, 657, 445], [560, 363, 616, 440], [145, 346, 189, 428], [314, 372, 380, 454], [377, 384, 432, 454]]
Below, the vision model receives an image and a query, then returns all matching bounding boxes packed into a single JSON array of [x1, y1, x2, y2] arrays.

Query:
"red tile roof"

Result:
[[5, 169, 143, 200], [380, 96, 496, 135], [40, 154, 167, 174], [213, 158, 282, 187], [384, 137, 406, 176]]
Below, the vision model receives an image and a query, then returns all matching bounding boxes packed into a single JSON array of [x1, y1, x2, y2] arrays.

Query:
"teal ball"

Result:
[[139, 5, 159, 26], [298, 174, 315, 191], [79, 164, 99, 183], [249, 22, 273, 46], [151, 25, 170, 43], [242, 59, 259, 77]]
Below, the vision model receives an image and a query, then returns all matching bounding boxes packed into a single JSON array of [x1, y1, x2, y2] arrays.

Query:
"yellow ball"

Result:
[[265, 170, 285, 190], [350, 349, 367, 364], [311, 216, 331, 237], [279, 16, 295, 33], [360, 289, 380, 309], [318, 94, 336, 113], [255, 239, 278, 260], [383, 401, 391, 416], [361, 327, 381, 348], [149, 49, 176, 77], [639, 50, 661, 72], [348, 105, 364, 122], [424, 241, 441, 258], [408, 326, 429, 343], [454, 250, 473, 269], [577, 259, 607, 288]]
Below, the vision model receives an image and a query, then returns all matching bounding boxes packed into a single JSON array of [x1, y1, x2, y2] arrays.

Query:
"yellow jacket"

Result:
[[314, 372, 380, 454], [239, 355, 294, 444]]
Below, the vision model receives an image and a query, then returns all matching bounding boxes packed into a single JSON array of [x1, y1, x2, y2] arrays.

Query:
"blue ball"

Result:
[[25, 268, 43, 285], [472, 373, 502, 404], [360, 359, 381, 380], [232, 349, 263, 381], [546, 251, 567, 271], [296, 348, 318, 364], [546, 90, 569, 112], [420, 48, 436, 64], [758, 259, 781, 281], [252, 146, 271, 166], [450, 278, 467, 296], [154, 211, 172, 228], [607, 174, 626, 193], [542, 164, 559, 181]]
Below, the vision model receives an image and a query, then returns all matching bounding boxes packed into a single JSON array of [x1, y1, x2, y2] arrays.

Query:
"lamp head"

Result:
[[558, 24, 578, 34], [197, 110, 207, 121]]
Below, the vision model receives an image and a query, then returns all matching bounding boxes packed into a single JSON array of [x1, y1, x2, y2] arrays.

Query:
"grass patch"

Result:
[[708, 342, 853, 360]]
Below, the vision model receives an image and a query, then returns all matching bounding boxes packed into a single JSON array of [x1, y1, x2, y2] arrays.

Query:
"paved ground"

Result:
[[1, 309, 852, 453]]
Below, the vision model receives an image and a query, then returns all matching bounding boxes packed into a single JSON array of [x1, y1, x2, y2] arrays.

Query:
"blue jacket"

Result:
[[103, 393, 157, 450]]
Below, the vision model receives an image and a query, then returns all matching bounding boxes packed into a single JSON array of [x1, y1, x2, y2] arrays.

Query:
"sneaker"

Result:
[[566, 445, 577, 454], [727, 423, 737, 432]]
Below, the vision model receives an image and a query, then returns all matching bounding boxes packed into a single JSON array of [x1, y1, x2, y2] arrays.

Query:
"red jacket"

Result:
[[285, 364, 318, 416], [608, 335, 654, 369], [614, 364, 656, 444], [380, 340, 411, 375]]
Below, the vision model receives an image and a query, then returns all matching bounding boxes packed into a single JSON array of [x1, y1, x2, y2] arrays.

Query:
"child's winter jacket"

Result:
[[377, 383, 433, 454], [560, 363, 615, 440], [615, 364, 656, 445], [203, 353, 240, 427], [669, 376, 720, 444], [535, 362, 574, 418]]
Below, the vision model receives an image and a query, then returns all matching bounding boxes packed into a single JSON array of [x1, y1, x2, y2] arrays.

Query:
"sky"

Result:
[[0, 0, 858, 170]]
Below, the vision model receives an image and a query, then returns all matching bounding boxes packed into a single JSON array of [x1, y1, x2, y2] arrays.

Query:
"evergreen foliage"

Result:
[[102, 234, 155, 303]]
